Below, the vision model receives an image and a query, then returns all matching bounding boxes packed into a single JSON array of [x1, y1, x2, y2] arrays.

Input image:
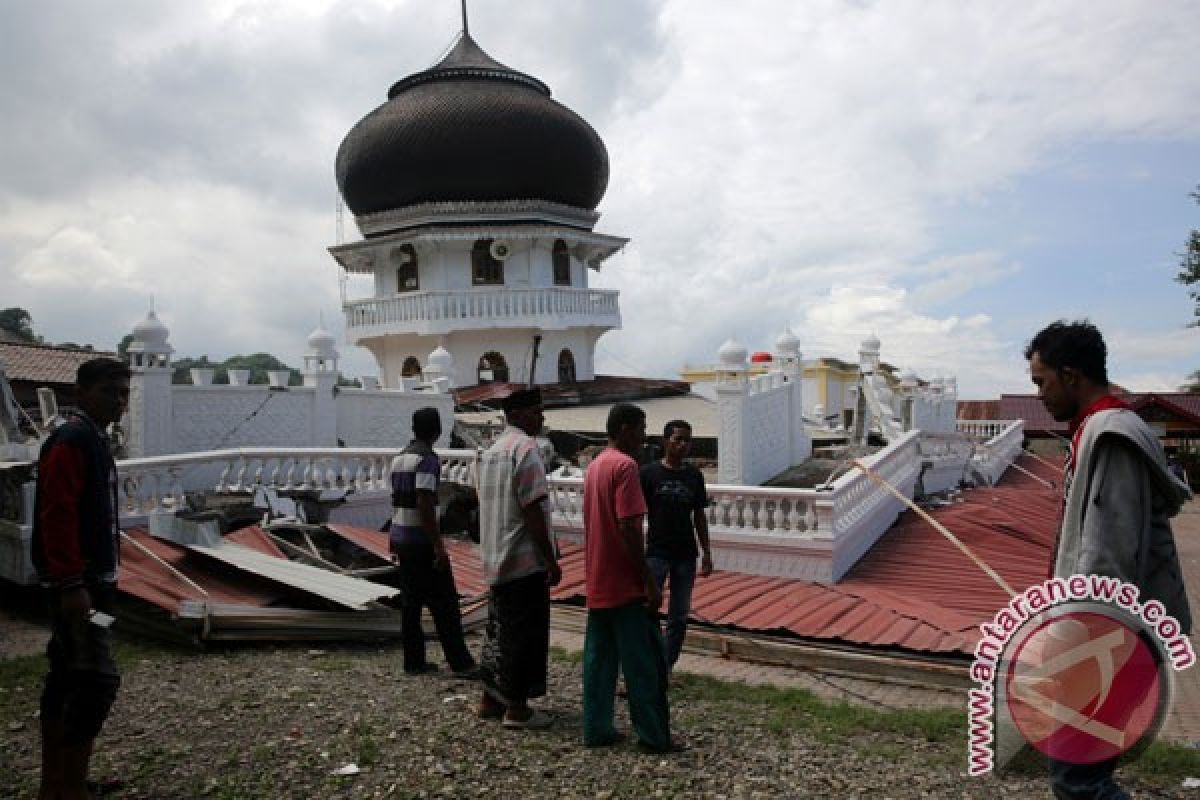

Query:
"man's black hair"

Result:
[[412, 407, 442, 440], [606, 403, 646, 439], [663, 419, 691, 440], [1024, 320, 1109, 386], [76, 358, 131, 389]]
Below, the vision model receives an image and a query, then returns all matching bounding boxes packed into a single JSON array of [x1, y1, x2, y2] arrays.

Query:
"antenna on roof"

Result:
[[461, 0, 469, 35]]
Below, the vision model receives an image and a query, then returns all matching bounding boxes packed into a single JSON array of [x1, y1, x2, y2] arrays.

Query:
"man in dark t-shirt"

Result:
[[640, 419, 712, 671]]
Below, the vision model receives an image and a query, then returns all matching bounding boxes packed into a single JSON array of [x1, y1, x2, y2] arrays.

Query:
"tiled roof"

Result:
[[0, 342, 116, 385], [955, 400, 1001, 421], [998, 394, 1064, 433], [999, 393, 1200, 434], [1128, 393, 1200, 426]]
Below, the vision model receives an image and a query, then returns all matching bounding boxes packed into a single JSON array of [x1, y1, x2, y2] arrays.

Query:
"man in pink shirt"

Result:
[[581, 403, 672, 752]]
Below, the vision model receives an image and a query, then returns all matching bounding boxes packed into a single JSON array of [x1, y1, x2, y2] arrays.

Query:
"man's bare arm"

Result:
[[522, 498, 561, 586], [693, 509, 713, 577], [617, 514, 661, 611], [416, 491, 446, 565]]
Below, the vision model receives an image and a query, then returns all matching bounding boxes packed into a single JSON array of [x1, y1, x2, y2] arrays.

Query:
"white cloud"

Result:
[[1, 0, 1198, 396]]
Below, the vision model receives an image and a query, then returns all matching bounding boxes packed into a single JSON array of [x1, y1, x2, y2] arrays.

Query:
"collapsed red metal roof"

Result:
[[421, 455, 1064, 658], [115, 456, 1063, 656]]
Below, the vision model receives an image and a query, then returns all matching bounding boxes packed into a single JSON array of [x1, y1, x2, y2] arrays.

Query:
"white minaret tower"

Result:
[[304, 325, 339, 446], [125, 310, 174, 457], [330, 29, 627, 390]]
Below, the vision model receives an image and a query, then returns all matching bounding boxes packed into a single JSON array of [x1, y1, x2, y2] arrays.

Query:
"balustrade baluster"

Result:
[[773, 499, 787, 531]]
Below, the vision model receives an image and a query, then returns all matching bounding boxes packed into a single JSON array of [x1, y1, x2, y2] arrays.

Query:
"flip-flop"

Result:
[[501, 709, 553, 730]]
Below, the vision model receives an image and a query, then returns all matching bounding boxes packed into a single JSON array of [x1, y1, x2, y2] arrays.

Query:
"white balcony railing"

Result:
[[956, 419, 1012, 440], [344, 287, 620, 337], [112, 448, 479, 518], [968, 420, 1026, 487]]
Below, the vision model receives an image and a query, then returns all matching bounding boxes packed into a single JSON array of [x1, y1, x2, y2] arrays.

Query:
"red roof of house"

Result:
[[0, 342, 117, 386], [999, 392, 1200, 435], [955, 399, 1001, 421]]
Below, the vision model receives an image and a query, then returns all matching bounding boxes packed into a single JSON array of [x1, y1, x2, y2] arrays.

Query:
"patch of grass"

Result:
[[1126, 739, 1200, 786], [0, 653, 44, 690], [671, 670, 966, 744], [550, 646, 582, 665], [354, 720, 382, 766]]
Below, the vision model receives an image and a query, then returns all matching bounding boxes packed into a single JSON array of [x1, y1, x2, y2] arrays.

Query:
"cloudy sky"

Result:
[[3, 0, 1198, 398]]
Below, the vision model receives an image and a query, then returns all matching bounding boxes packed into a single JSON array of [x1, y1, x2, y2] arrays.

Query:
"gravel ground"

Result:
[[4, 628, 1192, 800]]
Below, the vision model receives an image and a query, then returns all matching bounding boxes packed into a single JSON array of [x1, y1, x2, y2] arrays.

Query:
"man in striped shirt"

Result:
[[476, 388, 561, 729], [389, 407, 476, 676]]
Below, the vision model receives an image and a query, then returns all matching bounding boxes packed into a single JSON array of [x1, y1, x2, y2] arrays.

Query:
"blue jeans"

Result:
[[646, 555, 697, 669]]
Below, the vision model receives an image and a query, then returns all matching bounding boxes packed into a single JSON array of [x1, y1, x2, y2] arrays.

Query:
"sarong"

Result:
[[480, 570, 550, 706]]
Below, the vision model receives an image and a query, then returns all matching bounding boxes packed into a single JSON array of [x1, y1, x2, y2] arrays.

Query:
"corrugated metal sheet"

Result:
[[184, 541, 400, 610], [118, 528, 284, 610], [383, 454, 1066, 658]]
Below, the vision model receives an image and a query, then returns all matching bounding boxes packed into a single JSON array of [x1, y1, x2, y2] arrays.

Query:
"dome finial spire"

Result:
[[461, 0, 469, 36]]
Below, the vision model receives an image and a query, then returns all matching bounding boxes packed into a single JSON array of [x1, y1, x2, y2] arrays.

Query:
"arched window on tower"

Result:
[[478, 351, 509, 384], [401, 356, 422, 378], [557, 348, 577, 384], [471, 239, 504, 285], [391, 244, 419, 292], [552, 239, 571, 286]]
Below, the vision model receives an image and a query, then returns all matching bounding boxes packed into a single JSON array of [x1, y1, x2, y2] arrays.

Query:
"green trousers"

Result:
[[582, 603, 671, 751]]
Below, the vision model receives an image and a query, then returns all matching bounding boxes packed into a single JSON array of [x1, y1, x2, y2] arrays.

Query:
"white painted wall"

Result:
[[127, 380, 454, 457], [365, 327, 598, 389]]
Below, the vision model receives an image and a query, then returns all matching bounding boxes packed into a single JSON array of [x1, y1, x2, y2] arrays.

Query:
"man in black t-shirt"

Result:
[[640, 419, 712, 671]]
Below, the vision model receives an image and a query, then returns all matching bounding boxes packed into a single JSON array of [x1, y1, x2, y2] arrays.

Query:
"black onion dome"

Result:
[[336, 34, 610, 217]]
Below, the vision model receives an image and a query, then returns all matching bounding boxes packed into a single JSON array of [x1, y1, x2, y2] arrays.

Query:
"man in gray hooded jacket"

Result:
[[1026, 320, 1192, 800]]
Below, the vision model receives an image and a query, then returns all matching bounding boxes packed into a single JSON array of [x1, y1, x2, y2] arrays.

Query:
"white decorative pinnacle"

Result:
[[775, 327, 800, 356], [130, 310, 172, 355], [306, 325, 338, 359], [427, 345, 454, 371], [718, 338, 748, 367]]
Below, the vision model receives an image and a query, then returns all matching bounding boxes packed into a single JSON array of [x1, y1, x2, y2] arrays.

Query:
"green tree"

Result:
[[0, 308, 38, 342], [170, 353, 303, 386], [1182, 370, 1200, 392], [1178, 185, 1200, 327]]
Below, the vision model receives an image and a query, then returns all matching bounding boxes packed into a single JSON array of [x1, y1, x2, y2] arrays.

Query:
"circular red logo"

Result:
[[1004, 610, 1164, 764]]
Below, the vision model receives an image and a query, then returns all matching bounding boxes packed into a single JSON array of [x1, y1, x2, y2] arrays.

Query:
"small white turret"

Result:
[[304, 325, 339, 379], [718, 338, 748, 367], [858, 333, 881, 373], [128, 311, 173, 370], [775, 328, 800, 358]]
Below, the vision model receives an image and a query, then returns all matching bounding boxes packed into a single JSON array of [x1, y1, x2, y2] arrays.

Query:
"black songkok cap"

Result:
[[502, 388, 543, 413]]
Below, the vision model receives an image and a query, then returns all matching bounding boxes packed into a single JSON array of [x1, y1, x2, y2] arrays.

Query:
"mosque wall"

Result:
[[170, 387, 315, 453], [128, 381, 454, 457], [335, 389, 454, 448]]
